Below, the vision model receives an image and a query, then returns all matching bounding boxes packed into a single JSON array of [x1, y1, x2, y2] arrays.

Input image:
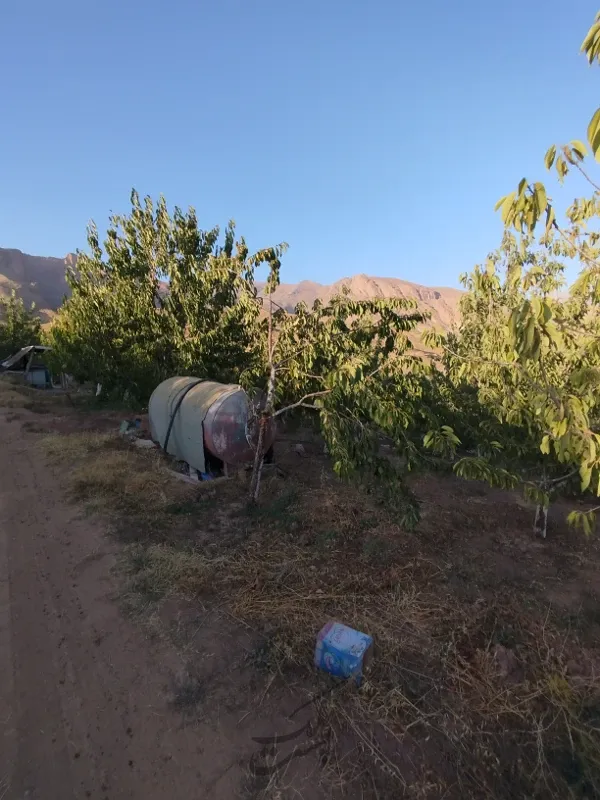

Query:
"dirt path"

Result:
[[0, 411, 325, 800]]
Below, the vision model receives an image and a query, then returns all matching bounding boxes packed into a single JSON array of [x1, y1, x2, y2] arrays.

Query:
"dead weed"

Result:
[[214, 483, 600, 798], [0, 377, 69, 413], [42, 431, 115, 460], [41, 432, 203, 523], [0, 385, 30, 408], [120, 543, 217, 606], [40, 429, 600, 798]]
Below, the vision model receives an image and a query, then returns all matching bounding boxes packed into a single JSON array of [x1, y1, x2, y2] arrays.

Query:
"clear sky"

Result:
[[1, 0, 598, 288]]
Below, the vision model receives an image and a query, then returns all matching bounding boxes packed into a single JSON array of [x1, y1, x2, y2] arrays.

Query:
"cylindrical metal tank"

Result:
[[148, 377, 275, 471]]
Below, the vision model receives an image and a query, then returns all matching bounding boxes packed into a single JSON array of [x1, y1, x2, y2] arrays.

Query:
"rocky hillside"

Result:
[[258, 274, 462, 331], [0, 248, 74, 323], [0, 248, 462, 332]]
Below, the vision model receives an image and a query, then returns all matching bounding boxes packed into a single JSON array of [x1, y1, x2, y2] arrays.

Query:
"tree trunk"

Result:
[[534, 504, 548, 538], [249, 288, 277, 505], [248, 363, 277, 504], [249, 414, 267, 503]]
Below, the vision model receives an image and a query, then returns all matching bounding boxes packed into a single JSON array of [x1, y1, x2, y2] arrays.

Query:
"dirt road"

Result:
[[0, 411, 324, 800]]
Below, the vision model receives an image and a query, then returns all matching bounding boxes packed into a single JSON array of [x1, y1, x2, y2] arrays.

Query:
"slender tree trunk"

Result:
[[248, 294, 277, 503], [534, 470, 549, 538], [249, 415, 267, 503], [534, 504, 548, 538]]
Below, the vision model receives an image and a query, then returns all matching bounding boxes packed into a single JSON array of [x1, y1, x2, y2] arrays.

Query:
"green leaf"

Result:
[[499, 192, 516, 224], [581, 16, 600, 64], [556, 157, 568, 182], [580, 463, 592, 492], [534, 182, 547, 216], [541, 302, 552, 324], [558, 418, 568, 437], [540, 435, 550, 455], [544, 145, 556, 170], [545, 205, 555, 236], [570, 139, 588, 159], [587, 107, 600, 161]]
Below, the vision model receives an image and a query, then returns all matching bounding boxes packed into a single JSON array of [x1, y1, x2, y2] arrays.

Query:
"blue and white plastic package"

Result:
[[314, 621, 373, 684]]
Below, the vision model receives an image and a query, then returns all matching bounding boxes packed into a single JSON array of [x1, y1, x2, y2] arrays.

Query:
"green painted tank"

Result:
[[148, 377, 275, 471]]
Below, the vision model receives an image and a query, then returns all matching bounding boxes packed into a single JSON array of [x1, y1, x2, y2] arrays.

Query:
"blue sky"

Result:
[[1, 0, 598, 288]]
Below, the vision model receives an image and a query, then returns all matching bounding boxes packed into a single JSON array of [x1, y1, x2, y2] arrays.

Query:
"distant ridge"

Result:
[[257, 274, 462, 330], [0, 248, 462, 331], [0, 248, 74, 323]]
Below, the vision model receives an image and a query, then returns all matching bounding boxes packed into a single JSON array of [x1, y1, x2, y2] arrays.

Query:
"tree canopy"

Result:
[[47, 190, 463, 518], [0, 291, 42, 360], [47, 190, 283, 401], [243, 272, 440, 515]]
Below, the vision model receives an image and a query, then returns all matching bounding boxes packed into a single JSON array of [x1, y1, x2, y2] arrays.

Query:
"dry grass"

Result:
[[41, 431, 206, 523], [0, 375, 68, 413], [119, 543, 217, 606], [0, 373, 22, 387], [201, 480, 600, 798], [42, 429, 224, 620], [42, 430, 115, 460], [0, 376, 31, 408], [39, 430, 600, 798]]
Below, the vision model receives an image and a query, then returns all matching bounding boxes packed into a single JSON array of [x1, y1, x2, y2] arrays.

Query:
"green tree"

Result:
[[433, 234, 599, 535], [438, 12, 600, 534], [244, 263, 458, 523], [0, 290, 42, 360], [47, 191, 462, 525], [47, 190, 285, 401]]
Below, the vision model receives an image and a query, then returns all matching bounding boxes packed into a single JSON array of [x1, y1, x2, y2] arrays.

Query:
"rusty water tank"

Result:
[[148, 377, 275, 470]]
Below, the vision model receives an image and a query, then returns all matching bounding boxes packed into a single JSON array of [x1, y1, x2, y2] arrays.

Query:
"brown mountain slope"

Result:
[[258, 274, 463, 330], [0, 248, 74, 323], [0, 247, 462, 331]]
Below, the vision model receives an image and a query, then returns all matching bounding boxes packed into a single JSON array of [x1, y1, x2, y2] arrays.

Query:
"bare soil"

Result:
[[0, 404, 326, 800], [3, 383, 600, 799]]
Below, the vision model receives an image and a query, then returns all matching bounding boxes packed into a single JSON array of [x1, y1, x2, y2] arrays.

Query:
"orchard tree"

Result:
[[0, 290, 42, 360], [244, 263, 460, 524], [47, 189, 456, 525], [47, 190, 284, 401], [433, 234, 600, 535], [439, 11, 600, 534]]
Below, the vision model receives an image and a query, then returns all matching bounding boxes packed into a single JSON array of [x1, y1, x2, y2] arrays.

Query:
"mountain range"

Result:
[[258, 275, 462, 331], [0, 247, 462, 330], [0, 248, 74, 323]]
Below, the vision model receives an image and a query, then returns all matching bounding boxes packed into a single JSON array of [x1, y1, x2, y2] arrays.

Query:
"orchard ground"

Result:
[[2, 377, 600, 799]]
